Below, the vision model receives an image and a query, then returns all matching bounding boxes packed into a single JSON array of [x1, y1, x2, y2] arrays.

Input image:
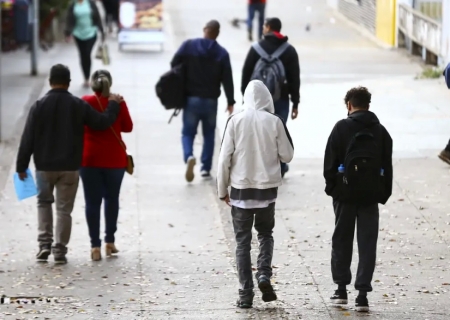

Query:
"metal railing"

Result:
[[398, 3, 442, 56]]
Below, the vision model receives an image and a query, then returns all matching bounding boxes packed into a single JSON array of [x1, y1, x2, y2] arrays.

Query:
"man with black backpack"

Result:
[[241, 17, 300, 178], [323, 86, 393, 312]]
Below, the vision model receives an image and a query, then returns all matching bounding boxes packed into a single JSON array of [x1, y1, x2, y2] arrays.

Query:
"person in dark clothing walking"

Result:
[[65, 0, 105, 88], [241, 17, 300, 178], [323, 86, 393, 312], [16, 64, 122, 264], [439, 67, 450, 165], [171, 20, 235, 182], [247, 0, 266, 41]]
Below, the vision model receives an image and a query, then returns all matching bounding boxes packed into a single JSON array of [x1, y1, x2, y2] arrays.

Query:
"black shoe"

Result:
[[355, 296, 369, 312], [36, 245, 51, 262], [438, 150, 450, 165], [237, 290, 254, 309], [258, 276, 277, 302], [330, 290, 348, 305], [200, 170, 212, 180], [248, 31, 253, 42], [54, 255, 67, 265], [52, 244, 68, 265]]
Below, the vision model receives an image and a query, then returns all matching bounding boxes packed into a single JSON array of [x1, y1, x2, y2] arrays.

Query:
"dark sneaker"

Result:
[[200, 170, 211, 180], [248, 31, 253, 42], [36, 245, 51, 262], [330, 290, 348, 305], [54, 255, 67, 265], [355, 296, 369, 312], [258, 276, 277, 302], [438, 150, 450, 165], [237, 290, 254, 309], [185, 156, 196, 182], [52, 244, 68, 264]]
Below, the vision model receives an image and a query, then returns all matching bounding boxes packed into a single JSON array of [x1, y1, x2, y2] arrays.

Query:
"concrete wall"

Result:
[[338, 0, 377, 34], [442, 0, 450, 64]]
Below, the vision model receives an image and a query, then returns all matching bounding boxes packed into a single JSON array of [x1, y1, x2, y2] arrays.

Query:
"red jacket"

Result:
[[249, 0, 266, 3], [82, 93, 133, 168]]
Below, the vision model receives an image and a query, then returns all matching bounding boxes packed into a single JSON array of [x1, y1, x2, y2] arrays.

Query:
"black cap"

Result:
[[265, 17, 282, 32], [49, 64, 71, 84]]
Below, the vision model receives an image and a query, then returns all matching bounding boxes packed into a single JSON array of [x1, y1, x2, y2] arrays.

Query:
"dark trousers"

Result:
[[101, 0, 119, 25], [274, 99, 290, 173], [182, 96, 218, 172], [79, 167, 125, 248], [331, 201, 379, 292], [247, 3, 266, 39], [74, 35, 97, 81], [231, 203, 275, 293]]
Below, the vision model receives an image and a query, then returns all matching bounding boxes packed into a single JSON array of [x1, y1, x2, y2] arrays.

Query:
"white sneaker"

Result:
[[185, 156, 196, 182]]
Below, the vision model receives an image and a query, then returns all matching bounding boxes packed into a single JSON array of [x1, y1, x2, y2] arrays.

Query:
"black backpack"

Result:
[[339, 124, 385, 204], [155, 64, 185, 123], [250, 42, 289, 102]]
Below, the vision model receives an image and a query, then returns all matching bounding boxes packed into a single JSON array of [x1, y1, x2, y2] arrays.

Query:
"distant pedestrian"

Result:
[[217, 80, 294, 308], [81, 70, 133, 261], [247, 0, 266, 41], [16, 64, 122, 264], [439, 65, 450, 165], [323, 86, 393, 312], [241, 17, 300, 178], [99, 0, 119, 33], [65, 0, 105, 88], [171, 20, 235, 182]]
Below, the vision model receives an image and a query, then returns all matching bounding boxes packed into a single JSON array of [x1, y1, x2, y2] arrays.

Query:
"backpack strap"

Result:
[[271, 42, 290, 59], [252, 42, 290, 60], [252, 42, 270, 59]]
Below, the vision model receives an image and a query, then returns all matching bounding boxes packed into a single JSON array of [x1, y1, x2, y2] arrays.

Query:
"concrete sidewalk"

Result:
[[0, 0, 449, 319]]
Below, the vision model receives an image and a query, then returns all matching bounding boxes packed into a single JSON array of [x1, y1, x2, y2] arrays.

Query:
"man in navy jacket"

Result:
[[171, 20, 235, 182]]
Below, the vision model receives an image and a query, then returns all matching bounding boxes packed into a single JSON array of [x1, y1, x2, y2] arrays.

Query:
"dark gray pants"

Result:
[[36, 171, 79, 254], [332, 201, 379, 292], [231, 203, 275, 292]]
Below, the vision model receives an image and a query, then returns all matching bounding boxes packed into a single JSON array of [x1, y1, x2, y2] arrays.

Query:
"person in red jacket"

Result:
[[248, 0, 266, 41], [80, 69, 133, 261]]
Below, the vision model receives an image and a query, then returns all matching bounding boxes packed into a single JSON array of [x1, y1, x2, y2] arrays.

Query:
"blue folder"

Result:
[[13, 169, 38, 201]]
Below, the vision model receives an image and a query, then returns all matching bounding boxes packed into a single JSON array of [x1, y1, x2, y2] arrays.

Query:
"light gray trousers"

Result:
[[36, 171, 79, 253], [231, 203, 275, 294]]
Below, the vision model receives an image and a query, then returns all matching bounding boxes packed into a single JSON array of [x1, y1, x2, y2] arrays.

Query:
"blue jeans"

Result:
[[79, 167, 125, 248], [182, 97, 218, 172], [248, 3, 266, 39], [274, 99, 290, 173]]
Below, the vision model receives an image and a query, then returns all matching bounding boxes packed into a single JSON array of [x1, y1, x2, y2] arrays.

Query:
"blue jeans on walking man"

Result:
[[274, 99, 290, 175], [248, 3, 266, 40], [182, 96, 218, 173], [79, 167, 125, 248]]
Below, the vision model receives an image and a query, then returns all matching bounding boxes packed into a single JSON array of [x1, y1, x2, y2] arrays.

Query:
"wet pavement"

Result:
[[1, 0, 450, 319]]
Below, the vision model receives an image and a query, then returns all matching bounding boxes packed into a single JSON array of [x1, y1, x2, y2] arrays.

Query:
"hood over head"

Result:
[[348, 110, 380, 125], [243, 80, 274, 113]]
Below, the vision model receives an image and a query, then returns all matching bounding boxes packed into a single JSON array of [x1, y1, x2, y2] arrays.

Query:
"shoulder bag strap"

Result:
[[94, 95, 126, 152]]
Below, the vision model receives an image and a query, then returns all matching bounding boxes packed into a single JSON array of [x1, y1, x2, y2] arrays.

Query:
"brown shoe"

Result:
[[105, 243, 119, 257], [91, 247, 101, 261], [438, 150, 450, 165]]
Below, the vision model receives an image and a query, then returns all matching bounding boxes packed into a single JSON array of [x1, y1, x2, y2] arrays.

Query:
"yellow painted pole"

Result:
[[376, 0, 397, 46]]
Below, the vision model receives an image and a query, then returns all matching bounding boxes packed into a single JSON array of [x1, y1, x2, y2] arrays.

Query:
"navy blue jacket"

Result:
[[171, 38, 235, 105]]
